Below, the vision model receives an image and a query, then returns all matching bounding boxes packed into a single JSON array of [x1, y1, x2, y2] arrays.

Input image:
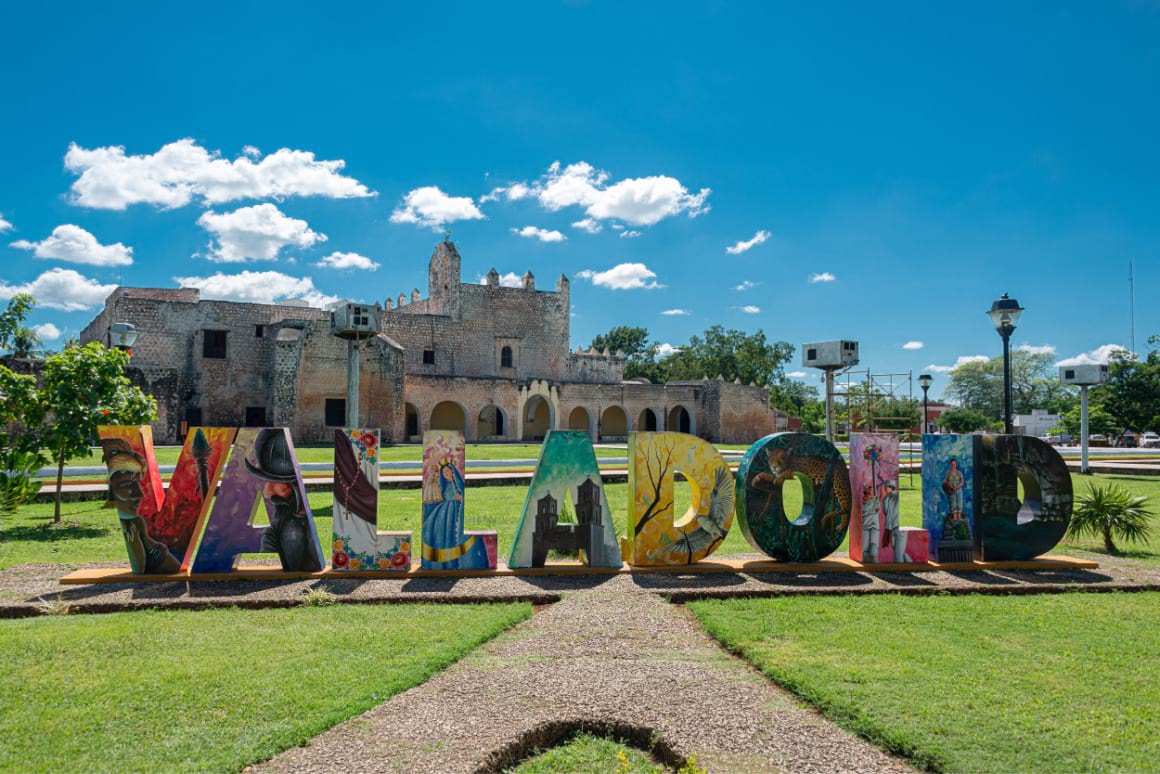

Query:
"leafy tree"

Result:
[[587, 326, 671, 383], [1054, 404, 1118, 439], [664, 326, 794, 386], [0, 294, 35, 353], [0, 365, 47, 513], [936, 406, 991, 434], [945, 351, 1063, 420], [1067, 482, 1153, 555], [768, 379, 825, 432], [40, 343, 157, 523], [1098, 341, 1160, 431]]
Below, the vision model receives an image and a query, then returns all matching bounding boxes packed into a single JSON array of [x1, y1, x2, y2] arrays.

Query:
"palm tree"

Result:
[[10, 326, 42, 359], [1067, 482, 1154, 555]]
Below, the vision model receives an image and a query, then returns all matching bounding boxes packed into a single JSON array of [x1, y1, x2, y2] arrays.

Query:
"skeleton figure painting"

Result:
[[849, 434, 899, 564]]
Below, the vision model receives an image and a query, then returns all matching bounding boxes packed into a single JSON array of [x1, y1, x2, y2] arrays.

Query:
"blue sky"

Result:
[[1, 2, 1157, 398]]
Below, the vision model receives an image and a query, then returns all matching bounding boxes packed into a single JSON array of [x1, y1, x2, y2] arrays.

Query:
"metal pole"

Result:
[[1080, 385, 1090, 475], [824, 368, 834, 442], [1002, 332, 1013, 434], [346, 339, 360, 429], [922, 387, 929, 435]]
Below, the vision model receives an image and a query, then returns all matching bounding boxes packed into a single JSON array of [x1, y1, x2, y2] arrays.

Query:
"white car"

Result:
[[1142, 432, 1160, 449]]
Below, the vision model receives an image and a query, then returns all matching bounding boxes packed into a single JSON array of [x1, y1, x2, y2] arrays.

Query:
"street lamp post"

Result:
[[918, 373, 933, 434], [987, 294, 1024, 434]]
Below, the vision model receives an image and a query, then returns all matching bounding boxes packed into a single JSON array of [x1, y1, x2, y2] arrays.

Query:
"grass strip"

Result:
[[0, 602, 531, 772], [688, 592, 1160, 773]]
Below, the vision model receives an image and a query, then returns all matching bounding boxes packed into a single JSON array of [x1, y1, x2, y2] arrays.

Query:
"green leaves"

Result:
[[1067, 481, 1154, 554]]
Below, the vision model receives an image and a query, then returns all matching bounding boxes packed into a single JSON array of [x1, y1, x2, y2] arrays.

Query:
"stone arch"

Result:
[[523, 395, 553, 441], [404, 402, 421, 440], [638, 408, 658, 432], [477, 404, 507, 440], [430, 401, 468, 438], [668, 404, 694, 435], [601, 405, 629, 440], [567, 406, 592, 437]]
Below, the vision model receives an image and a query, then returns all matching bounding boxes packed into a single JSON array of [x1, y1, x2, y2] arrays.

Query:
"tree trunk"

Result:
[[54, 450, 65, 524], [1103, 525, 1118, 555]]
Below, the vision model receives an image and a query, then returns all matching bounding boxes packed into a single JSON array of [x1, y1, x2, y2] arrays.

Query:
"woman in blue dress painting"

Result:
[[421, 459, 489, 569]]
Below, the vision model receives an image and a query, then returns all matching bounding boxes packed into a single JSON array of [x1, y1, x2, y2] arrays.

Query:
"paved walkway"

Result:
[[256, 588, 915, 774]]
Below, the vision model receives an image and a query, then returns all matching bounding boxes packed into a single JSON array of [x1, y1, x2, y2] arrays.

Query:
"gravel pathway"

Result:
[[255, 588, 916, 774]]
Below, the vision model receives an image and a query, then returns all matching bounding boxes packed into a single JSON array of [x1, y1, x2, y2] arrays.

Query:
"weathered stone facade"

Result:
[[80, 240, 784, 445]]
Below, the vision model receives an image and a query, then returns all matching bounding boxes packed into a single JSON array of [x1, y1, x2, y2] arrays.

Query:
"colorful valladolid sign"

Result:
[[95, 426, 1075, 577]]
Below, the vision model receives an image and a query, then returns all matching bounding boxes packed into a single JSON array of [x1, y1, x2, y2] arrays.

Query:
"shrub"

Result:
[[1067, 482, 1154, 555]]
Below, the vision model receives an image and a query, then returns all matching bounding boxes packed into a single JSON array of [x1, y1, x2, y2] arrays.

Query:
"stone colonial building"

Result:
[[80, 240, 784, 445]]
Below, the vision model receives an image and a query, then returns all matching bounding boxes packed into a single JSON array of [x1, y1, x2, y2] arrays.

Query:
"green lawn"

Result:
[[0, 602, 530, 772], [506, 734, 665, 773], [3, 474, 1154, 570], [688, 592, 1160, 773]]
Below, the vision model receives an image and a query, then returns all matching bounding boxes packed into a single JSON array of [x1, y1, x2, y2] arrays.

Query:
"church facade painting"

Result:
[[507, 430, 621, 568], [734, 432, 851, 562], [331, 428, 412, 571], [420, 430, 497, 570], [191, 427, 326, 573], [626, 432, 734, 566]]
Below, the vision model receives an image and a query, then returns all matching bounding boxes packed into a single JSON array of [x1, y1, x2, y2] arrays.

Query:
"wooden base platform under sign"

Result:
[[59, 555, 1098, 585]]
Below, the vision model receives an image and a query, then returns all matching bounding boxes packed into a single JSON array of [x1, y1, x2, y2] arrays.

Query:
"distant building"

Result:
[[80, 239, 787, 445], [1013, 408, 1062, 437]]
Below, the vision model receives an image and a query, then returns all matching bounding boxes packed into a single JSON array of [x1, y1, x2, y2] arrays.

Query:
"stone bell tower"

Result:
[[427, 236, 463, 319]]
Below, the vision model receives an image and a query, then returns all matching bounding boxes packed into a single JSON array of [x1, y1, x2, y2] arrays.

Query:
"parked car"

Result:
[[1142, 432, 1160, 448], [1089, 434, 1109, 447], [1116, 433, 1139, 448], [1044, 435, 1064, 446]]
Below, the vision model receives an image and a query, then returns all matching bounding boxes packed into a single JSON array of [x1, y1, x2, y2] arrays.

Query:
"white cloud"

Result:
[[0, 213, 12, 233], [173, 270, 340, 308], [0, 268, 116, 311], [315, 251, 379, 271], [31, 322, 61, 341], [64, 138, 372, 210], [571, 218, 602, 234], [1018, 343, 1056, 356], [533, 161, 710, 226], [390, 186, 484, 231], [197, 204, 325, 263], [1056, 344, 1129, 367], [11, 224, 133, 266], [610, 223, 625, 231], [925, 355, 990, 373], [477, 271, 523, 288], [619, 230, 641, 239], [480, 183, 533, 204], [787, 371, 807, 379], [575, 262, 662, 290], [737, 305, 761, 314], [510, 225, 566, 243], [661, 308, 689, 316], [809, 272, 836, 283], [902, 341, 924, 350], [735, 280, 759, 291], [726, 229, 770, 255], [656, 342, 681, 358]]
